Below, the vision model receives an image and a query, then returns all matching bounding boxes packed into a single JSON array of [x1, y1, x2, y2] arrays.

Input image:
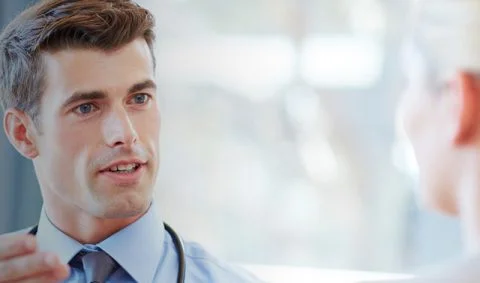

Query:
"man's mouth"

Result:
[[99, 160, 147, 174], [98, 161, 147, 185], [106, 163, 142, 174]]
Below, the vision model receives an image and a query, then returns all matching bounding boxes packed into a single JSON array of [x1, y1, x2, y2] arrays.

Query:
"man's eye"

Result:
[[74, 103, 97, 115], [131, 94, 150, 104]]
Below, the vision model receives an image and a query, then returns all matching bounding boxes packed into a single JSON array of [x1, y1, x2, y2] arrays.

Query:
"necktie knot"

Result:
[[71, 248, 118, 283]]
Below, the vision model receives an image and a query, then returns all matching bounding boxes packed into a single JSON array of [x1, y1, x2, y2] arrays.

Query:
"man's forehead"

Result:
[[41, 38, 153, 71], [41, 40, 155, 98]]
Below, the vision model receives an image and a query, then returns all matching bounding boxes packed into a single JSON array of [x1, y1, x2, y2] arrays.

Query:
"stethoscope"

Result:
[[29, 222, 186, 283]]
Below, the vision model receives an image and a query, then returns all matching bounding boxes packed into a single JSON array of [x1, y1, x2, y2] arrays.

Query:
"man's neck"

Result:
[[43, 201, 147, 244]]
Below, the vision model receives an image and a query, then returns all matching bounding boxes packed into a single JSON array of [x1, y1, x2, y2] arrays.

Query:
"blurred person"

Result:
[[0, 0, 260, 282], [368, 0, 480, 282]]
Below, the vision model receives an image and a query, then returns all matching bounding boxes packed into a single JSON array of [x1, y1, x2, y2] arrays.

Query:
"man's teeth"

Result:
[[109, 163, 138, 172]]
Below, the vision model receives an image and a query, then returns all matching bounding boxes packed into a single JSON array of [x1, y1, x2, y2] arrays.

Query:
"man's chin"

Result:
[[95, 193, 152, 219]]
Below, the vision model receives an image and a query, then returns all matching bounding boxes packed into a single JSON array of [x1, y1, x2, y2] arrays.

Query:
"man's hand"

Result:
[[0, 234, 69, 283]]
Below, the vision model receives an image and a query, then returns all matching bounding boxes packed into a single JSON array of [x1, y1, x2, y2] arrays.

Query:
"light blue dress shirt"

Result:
[[35, 204, 261, 283]]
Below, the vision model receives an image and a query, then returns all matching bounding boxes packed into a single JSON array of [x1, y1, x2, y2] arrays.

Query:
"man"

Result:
[[366, 0, 480, 282], [0, 0, 260, 282]]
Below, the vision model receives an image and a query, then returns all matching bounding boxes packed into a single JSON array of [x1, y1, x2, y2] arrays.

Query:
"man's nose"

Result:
[[102, 109, 138, 148]]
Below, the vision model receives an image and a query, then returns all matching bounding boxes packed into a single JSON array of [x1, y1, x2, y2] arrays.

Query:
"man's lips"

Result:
[[98, 163, 147, 186], [99, 158, 147, 173]]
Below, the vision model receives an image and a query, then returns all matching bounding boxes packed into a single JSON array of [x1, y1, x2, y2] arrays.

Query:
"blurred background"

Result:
[[0, 0, 463, 280]]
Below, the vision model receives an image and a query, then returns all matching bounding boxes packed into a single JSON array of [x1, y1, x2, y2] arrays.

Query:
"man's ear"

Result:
[[3, 108, 39, 159], [452, 71, 480, 145]]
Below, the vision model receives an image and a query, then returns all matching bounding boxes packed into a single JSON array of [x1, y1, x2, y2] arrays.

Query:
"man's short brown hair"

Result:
[[0, 0, 156, 124]]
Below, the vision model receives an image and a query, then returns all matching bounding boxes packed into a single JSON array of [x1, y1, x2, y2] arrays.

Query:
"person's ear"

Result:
[[452, 71, 480, 146], [3, 108, 39, 159]]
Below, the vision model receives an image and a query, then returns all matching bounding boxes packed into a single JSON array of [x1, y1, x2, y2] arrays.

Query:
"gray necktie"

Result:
[[81, 250, 118, 283]]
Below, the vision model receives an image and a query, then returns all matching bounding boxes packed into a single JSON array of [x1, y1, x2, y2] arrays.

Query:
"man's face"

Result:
[[34, 38, 160, 218], [398, 44, 458, 214]]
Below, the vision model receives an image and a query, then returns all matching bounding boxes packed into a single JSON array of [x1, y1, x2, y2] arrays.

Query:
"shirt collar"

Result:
[[98, 204, 165, 283], [36, 203, 165, 283], [36, 208, 83, 264]]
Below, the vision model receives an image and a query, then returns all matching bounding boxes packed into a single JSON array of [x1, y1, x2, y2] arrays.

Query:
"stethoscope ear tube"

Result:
[[164, 222, 186, 283]]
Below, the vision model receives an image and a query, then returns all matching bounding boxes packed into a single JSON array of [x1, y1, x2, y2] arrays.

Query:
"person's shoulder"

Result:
[[181, 240, 264, 283], [418, 256, 480, 283], [366, 257, 480, 283]]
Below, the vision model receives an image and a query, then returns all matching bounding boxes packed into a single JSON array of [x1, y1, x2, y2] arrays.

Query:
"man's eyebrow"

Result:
[[129, 79, 157, 93], [61, 79, 157, 109], [61, 91, 107, 109]]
